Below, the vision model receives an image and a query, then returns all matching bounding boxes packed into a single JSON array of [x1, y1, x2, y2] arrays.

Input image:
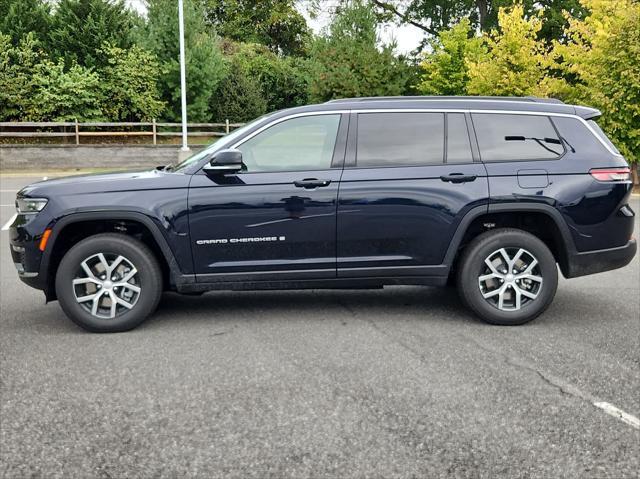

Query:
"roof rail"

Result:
[[326, 96, 565, 105]]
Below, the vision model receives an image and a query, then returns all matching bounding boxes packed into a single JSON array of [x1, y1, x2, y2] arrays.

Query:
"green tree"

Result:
[[553, 0, 640, 166], [210, 55, 267, 122], [416, 18, 484, 95], [369, 0, 587, 45], [466, 4, 558, 96], [227, 41, 310, 111], [0, 33, 42, 120], [48, 0, 138, 69], [31, 60, 104, 121], [100, 44, 165, 121], [0, 0, 51, 46], [0, 32, 103, 121], [200, 0, 310, 55], [308, 0, 410, 102], [143, 0, 226, 122]]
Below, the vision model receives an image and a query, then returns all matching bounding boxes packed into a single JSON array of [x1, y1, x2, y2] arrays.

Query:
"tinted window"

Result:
[[472, 114, 564, 161], [587, 119, 620, 154], [237, 114, 341, 172], [447, 113, 473, 163], [357, 112, 444, 167]]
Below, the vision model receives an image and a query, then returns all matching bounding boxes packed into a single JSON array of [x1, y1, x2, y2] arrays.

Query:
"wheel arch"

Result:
[[41, 211, 184, 301], [445, 203, 576, 277]]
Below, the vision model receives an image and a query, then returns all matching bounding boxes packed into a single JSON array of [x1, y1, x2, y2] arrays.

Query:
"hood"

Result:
[[18, 169, 186, 198]]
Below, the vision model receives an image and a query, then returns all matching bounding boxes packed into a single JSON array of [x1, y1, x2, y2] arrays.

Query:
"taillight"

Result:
[[589, 167, 631, 182]]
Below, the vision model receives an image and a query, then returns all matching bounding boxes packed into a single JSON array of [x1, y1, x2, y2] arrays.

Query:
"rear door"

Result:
[[336, 111, 489, 277]]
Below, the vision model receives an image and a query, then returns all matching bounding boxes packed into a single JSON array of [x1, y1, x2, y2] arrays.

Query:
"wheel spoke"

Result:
[[96, 253, 110, 276], [520, 289, 539, 300], [511, 248, 525, 270], [73, 277, 100, 286], [120, 267, 137, 283], [76, 292, 98, 303], [108, 255, 125, 276], [479, 273, 500, 283], [80, 260, 97, 280], [482, 284, 505, 299], [108, 292, 117, 318], [517, 274, 543, 284], [498, 288, 506, 309], [91, 293, 101, 316], [498, 248, 512, 269], [484, 258, 501, 275], [117, 283, 140, 294], [114, 296, 134, 310], [514, 287, 522, 310], [521, 258, 538, 275]]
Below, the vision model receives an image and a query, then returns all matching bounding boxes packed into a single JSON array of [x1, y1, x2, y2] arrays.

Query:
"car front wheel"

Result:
[[456, 228, 558, 325], [55, 233, 162, 332]]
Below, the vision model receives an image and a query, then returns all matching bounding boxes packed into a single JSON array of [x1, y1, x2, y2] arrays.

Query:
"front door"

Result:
[[189, 113, 348, 282]]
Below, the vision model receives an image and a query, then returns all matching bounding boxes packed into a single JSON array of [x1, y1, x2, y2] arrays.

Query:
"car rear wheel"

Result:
[[55, 233, 162, 332], [456, 228, 558, 325]]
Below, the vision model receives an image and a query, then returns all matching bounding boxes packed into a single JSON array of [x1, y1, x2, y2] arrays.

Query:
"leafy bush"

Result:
[[100, 45, 165, 121]]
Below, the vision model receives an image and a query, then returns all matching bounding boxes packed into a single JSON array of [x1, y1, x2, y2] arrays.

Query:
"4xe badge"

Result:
[[196, 236, 286, 246]]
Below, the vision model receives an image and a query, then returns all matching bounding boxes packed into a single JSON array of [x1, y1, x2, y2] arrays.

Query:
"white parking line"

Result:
[[1, 214, 16, 231], [594, 402, 640, 429]]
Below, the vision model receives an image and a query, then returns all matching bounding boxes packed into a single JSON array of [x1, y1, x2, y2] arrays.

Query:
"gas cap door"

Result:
[[517, 169, 549, 189]]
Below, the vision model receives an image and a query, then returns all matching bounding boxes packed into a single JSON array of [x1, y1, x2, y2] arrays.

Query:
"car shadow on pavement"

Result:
[[144, 285, 475, 330]]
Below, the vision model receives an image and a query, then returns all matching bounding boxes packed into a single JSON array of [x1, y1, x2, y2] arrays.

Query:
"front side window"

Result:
[[356, 112, 444, 167], [237, 114, 341, 172], [472, 113, 564, 161]]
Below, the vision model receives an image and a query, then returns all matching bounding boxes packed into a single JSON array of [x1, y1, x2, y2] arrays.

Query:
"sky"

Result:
[[124, 0, 424, 54]]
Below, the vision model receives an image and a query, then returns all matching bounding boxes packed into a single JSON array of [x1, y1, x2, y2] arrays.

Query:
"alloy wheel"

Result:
[[72, 253, 141, 319], [478, 247, 543, 311]]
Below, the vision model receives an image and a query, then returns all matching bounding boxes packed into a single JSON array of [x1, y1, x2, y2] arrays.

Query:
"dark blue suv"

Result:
[[10, 97, 636, 332]]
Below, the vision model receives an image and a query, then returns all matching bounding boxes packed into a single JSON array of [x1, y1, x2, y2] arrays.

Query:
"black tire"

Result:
[[55, 233, 163, 332], [456, 228, 558, 325]]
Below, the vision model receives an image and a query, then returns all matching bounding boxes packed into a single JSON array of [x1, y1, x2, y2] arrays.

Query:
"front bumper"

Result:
[[564, 239, 637, 278], [9, 213, 49, 291]]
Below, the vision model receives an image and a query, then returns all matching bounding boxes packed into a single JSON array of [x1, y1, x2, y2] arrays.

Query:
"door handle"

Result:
[[294, 178, 331, 189], [440, 173, 477, 183]]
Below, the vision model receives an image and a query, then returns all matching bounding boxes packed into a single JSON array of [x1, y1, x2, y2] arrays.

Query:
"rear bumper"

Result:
[[564, 239, 637, 278]]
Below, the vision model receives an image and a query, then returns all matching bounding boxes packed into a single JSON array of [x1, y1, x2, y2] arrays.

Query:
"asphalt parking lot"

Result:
[[1, 173, 638, 478]]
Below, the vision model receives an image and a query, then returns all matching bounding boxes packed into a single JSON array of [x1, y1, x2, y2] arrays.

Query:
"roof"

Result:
[[306, 96, 600, 119], [326, 95, 565, 105]]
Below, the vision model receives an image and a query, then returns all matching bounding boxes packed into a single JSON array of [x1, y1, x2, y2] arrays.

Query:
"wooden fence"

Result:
[[0, 120, 245, 145]]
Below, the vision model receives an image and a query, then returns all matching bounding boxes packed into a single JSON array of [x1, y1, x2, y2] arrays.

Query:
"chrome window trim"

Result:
[[228, 108, 621, 159]]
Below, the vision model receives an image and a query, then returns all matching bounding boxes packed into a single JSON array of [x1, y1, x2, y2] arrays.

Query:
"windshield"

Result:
[[172, 113, 276, 171]]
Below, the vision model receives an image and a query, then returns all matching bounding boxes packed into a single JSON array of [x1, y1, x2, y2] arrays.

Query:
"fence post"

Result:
[[74, 119, 79, 145], [225, 119, 230, 135], [152, 118, 157, 145]]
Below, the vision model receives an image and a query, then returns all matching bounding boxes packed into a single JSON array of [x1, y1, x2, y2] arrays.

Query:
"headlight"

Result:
[[16, 197, 48, 214]]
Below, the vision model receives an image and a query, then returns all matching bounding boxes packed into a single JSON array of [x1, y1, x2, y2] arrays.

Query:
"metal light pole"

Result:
[[178, 0, 189, 151]]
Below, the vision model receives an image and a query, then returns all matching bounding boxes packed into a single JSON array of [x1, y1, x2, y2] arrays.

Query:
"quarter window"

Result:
[[472, 113, 564, 161], [237, 114, 341, 172], [356, 112, 444, 167]]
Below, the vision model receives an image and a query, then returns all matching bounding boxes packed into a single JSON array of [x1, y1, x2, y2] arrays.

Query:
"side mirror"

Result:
[[203, 149, 243, 173]]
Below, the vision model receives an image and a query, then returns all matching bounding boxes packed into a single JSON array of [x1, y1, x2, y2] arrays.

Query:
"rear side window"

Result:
[[447, 113, 473, 163], [472, 113, 564, 161], [356, 112, 444, 167]]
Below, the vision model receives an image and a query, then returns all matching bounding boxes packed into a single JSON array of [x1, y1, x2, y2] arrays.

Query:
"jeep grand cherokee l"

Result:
[[9, 96, 636, 332]]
